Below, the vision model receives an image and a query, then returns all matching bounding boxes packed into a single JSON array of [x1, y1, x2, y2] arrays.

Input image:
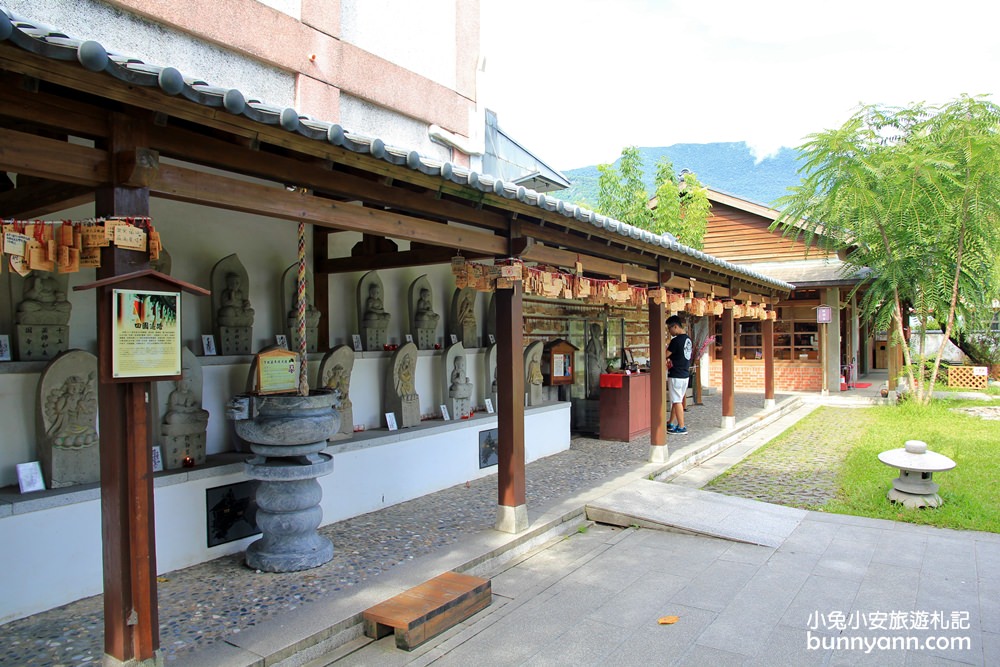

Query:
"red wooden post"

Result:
[[495, 281, 526, 533], [721, 306, 736, 429], [763, 317, 775, 407], [648, 299, 667, 461]]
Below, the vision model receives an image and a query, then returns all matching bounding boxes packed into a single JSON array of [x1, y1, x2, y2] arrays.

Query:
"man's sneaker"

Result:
[[667, 423, 676, 433], [673, 427, 688, 435]]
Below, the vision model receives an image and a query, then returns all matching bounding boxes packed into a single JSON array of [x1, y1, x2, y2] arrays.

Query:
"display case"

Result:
[[542, 338, 578, 386]]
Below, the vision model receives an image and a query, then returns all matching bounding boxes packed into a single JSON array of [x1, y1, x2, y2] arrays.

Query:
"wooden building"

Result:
[[0, 8, 792, 664]]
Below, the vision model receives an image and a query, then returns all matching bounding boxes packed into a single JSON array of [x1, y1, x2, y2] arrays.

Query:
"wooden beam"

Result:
[[144, 162, 509, 255], [721, 307, 735, 420], [649, 300, 666, 448], [519, 242, 658, 283], [146, 124, 511, 232], [0, 126, 108, 185], [763, 317, 775, 401], [496, 282, 526, 517], [95, 114, 158, 664], [0, 76, 110, 138], [313, 226, 331, 352], [0, 178, 93, 217], [319, 246, 490, 274]]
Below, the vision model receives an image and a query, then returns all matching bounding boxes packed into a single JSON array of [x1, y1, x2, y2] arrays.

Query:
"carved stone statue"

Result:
[[357, 271, 390, 351], [282, 264, 322, 353], [37, 350, 99, 488], [485, 343, 498, 412], [384, 342, 419, 428], [586, 322, 606, 399], [15, 271, 71, 361], [408, 275, 439, 350], [159, 348, 209, 469], [319, 345, 355, 438], [450, 287, 478, 348], [211, 254, 254, 354], [443, 343, 473, 419], [525, 341, 545, 406]]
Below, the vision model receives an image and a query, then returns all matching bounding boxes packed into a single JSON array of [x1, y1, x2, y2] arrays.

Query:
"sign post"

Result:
[[817, 305, 833, 396]]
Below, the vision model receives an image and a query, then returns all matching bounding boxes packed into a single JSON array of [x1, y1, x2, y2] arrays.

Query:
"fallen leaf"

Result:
[[658, 615, 679, 625], [156, 577, 170, 583]]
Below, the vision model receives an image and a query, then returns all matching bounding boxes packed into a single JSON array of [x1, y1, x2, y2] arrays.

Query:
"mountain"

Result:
[[557, 142, 803, 210]]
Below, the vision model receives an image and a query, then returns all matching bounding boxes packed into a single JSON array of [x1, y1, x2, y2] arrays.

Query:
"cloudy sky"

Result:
[[479, 0, 1000, 170]]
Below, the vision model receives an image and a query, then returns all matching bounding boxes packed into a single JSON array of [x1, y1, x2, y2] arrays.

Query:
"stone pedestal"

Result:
[[289, 327, 319, 355], [232, 391, 339, 572], [16, 324, 68, 361], [459, 322, 478, 348], [399, 397, 420, 427], [362, 325, 387, 352], [220, 326, 251, 355], [416, 326, 435, 350], [161, 431, 207, 469]]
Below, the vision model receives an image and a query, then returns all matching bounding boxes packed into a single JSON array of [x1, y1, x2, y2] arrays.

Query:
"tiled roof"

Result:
[[0, 7, 793, 292]]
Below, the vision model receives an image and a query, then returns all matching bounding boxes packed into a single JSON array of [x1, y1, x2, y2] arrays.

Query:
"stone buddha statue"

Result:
[[217, 272, 255, 327], [17, 272, 72, 326]]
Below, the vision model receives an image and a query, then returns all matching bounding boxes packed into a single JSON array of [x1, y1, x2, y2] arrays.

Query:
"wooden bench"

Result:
[[362, 571, 492, 650]]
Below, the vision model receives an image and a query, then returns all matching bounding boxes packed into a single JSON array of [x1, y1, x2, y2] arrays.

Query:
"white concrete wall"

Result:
[[0, 403, 570, 623]]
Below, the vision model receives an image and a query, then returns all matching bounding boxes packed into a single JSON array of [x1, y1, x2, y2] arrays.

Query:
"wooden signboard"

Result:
[[256, 348, 300, 395], [111, 289, 182, 379], [543, 338, 579, 386]]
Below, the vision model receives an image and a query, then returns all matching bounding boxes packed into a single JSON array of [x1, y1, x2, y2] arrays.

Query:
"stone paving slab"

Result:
[[586, 479, 806, 547]]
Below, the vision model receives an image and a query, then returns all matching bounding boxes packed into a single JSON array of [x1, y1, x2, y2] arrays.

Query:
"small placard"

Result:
[[104, 218, 125, 241], [81, 225, 109, 248], [256, 348, 299, 395], [114, 225, 147, 251], [440, 404, 451, 421], [385, 412, 398, 431], [16, 461, 45, 494], [275, 334, 289, 350], [201, 334, 217, 356], [816, 305, 833, 324], [450, 334, 458, 344], [972, 366, 989, 376], [3, 231, 29, 256], [488, 334, 496, 345], [151, 446, 164, 473], [484, 398, 495, 414], [0, 334, 10, 361], [405, 334, 414, 343], [352, 334, 363, 352]]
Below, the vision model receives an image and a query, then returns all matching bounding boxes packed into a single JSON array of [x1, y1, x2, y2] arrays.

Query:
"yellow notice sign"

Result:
[[112, 289, 181, 378], [256, 349, 299, 395]]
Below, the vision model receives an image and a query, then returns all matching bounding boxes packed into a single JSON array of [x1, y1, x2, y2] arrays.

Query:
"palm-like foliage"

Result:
[[773, 96, 1000, 403]]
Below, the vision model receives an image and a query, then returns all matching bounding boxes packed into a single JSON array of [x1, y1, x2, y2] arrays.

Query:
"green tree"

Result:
[[596, 146, 711, 248], [773, 96, 1000, 403]]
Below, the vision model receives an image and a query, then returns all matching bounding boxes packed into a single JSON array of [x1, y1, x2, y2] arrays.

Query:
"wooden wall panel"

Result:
[[702, 203, 833, 263]]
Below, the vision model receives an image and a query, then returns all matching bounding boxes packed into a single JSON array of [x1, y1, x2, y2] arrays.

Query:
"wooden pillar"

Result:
[[96, 115, 159, 666], [763, 317, 775, 408], [721, 306, 736, 429], [824, 287, 841, 394], [312, 226, 331, 352], [495, 281, 527, 533], [648, 299, 667, 462]]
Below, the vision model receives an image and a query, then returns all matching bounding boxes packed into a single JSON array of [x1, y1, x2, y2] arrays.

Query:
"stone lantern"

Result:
[[877, 440, 956, 508]]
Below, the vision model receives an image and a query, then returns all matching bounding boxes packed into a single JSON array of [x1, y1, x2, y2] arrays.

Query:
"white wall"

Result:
[[0, 403, 570, 624]]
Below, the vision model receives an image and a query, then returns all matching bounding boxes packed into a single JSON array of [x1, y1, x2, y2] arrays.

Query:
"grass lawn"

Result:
[[821, 399, 1000, 533]]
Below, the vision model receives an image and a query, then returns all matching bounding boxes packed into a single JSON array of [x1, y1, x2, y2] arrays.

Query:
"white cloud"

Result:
[[480, 0, 1000, 170]]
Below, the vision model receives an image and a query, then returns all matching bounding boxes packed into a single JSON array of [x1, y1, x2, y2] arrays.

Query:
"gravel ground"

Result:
[[706, 406, 877, 508]]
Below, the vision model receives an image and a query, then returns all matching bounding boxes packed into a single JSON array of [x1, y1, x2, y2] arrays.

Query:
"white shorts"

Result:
[[668, 377, 689, 404]]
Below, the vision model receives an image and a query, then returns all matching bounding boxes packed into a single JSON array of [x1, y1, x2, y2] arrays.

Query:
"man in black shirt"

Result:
[[665, 315, 692, 434]]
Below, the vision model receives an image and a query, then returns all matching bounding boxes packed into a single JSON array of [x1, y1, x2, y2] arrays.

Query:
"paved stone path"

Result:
[[706, 407, 877, 508], [0, 393, 781, 667]]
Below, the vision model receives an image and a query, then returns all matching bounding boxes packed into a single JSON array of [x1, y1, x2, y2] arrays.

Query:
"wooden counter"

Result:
[[598, 372, 651, 441]]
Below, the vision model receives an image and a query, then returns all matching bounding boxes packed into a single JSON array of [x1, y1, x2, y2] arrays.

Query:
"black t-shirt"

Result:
[[667, 333, 692, 379]]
